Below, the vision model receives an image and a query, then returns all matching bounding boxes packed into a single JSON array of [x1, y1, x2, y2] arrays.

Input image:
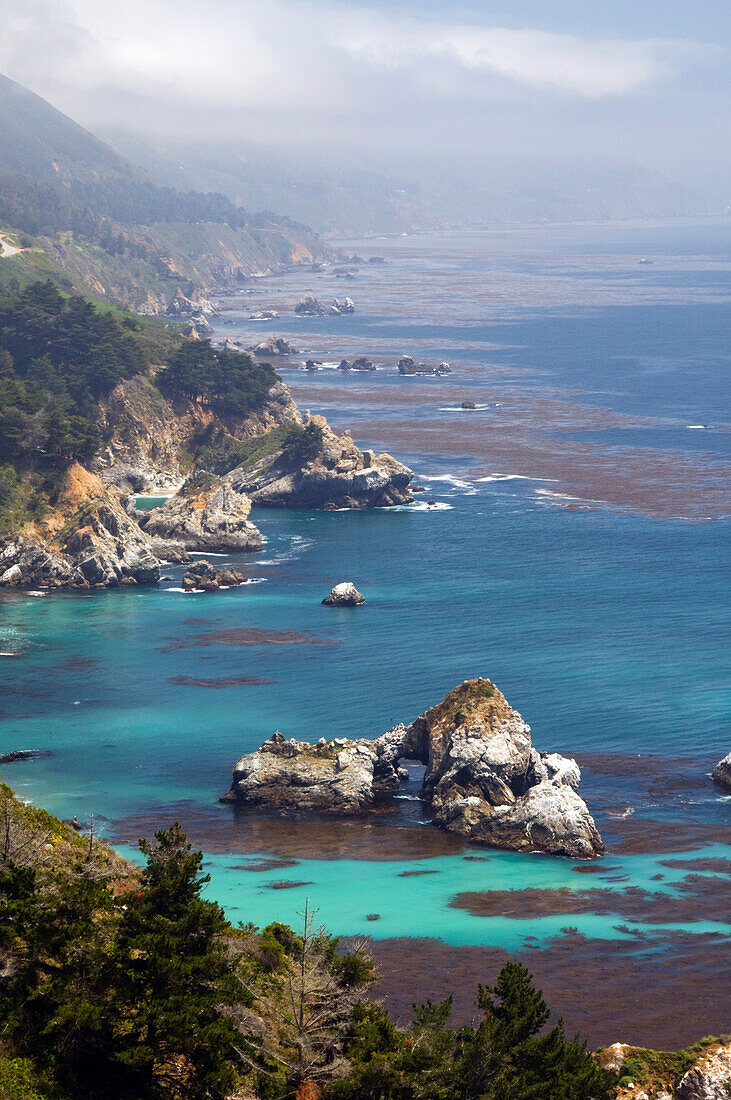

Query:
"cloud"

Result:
[[338, 21, 697, 98], [0, 0, 712, 112], [0, 0, 725, 186]]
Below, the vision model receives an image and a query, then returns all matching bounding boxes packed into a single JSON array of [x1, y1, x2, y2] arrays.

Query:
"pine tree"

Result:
[[457, 962, 617, 1100], [109, 823, 237, 1099]]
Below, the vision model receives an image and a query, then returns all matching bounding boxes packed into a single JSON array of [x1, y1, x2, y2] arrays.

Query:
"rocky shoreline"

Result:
[[0, 376, 414, 591], [222, 678, 604, 859]]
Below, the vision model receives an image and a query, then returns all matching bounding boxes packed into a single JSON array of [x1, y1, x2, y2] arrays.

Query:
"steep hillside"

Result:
[[0, 72, 141, 184], [0, 74, 333, 308]]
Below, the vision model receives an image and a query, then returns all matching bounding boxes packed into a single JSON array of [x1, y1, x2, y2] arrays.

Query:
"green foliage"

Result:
[[0, 280, 146, 485], [328, 962, 618, 1100], [107, 824, 238, 1099], [0, 281, 180, 533], [280, 421, 324, 467], [619, 1037, 724, 1091], [159, 339, 278, 419], [0, 787, 627, 1100], [0, 1055, 51, 1100]]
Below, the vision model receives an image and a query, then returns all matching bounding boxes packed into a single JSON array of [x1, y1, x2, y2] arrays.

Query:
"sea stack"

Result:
[[712, 752, 731, 791], [223, 677, 604, 859], [322, 582, 365, 606]]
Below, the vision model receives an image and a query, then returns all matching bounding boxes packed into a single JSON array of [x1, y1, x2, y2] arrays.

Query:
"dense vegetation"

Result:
[[0, 174, 304, 247], [159, 340, 278, 419], [0, 282, 280, 534], [0, 785, 620, 1100], [0, 282, 148, 528]]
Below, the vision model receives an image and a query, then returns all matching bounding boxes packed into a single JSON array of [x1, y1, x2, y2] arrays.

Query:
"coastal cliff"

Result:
[[224, 678, 603, 859], [0, 464, 160, 589]]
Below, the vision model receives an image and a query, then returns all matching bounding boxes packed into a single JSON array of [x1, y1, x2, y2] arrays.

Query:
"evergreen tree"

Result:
[[109, 823, 237, 1099], [457, 962, 617, 1100]]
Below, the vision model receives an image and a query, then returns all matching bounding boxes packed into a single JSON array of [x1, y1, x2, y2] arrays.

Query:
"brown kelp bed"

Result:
[[361, 930, 731, 1050], [449, 871, 731, 924]]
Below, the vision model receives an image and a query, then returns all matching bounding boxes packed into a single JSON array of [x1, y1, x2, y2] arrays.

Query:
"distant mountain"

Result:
[[104, 132, 717, 238], [0, 74, 332, 310], [0, 73, 144, 185]]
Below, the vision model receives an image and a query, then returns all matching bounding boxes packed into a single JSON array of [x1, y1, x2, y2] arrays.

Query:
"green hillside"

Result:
[[0, 74, 332, 310], [0, 73, 141, 184]]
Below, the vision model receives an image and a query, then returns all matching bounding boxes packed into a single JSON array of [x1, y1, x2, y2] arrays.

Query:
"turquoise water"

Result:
[[1, 222, 729, 952]]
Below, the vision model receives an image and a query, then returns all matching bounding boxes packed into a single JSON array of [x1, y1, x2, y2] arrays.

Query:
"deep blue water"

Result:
[[1, 221, 729, 948]]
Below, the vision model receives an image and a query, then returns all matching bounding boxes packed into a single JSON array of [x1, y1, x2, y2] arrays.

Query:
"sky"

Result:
[[0, 0, 729, 196]]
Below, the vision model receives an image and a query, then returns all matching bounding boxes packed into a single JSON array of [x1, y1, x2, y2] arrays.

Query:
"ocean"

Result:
[[2, 220, 729, 1042]]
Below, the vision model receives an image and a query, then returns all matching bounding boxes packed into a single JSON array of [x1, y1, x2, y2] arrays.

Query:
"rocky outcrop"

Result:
[[224, 678, 603, 858], [334, 358, 373, 371], [249, 309, 278, 320], [711, 752, 731, 792], [182, 559, 249, 592], [330, 297, 355, 314], [322, 582, 365, 606], [228, 414, 413, 509], [94, 376, 301, 493], [294, 293, 355, 316], [677, 1041, 731, 1098], [294, 292, 326, 316], [603, 1040, 731, 1100], [0, 749, 52, 764], [0, 467, 160, 590], [166, 288, 216, 318], [142, 473, 262, 552], [223, 732, 380, 814], [251, 336, 299, 356], [398, 356, 451, 375]]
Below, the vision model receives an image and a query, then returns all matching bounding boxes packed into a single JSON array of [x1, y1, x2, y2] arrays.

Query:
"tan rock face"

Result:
[[225, 678, 604, 858], [94, 377, 301, 493], [143, 474, 262, 553], [1, 470, 160, 589]]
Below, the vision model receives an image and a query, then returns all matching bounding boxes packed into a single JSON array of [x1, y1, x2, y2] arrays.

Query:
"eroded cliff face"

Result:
[[228, 413, 414, 509], [142, 472, 262, 553], [224, 678, 604, 859], [602, 1039, 731, 1100], [94, 376, 301, 492], [0, 464, 160, 589]]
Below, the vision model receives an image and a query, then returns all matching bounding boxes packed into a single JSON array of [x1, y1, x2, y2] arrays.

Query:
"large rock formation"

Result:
[[0, 465, 160, 589], [294, 292, 326, 316], [602, 1040, 731, 1100], [142, 473, 262, 552], [397, 356, 451, 376], [224, 678, 603, 858], [711, 752, 731, 792], [228, 414, 413, 509], [251, 336, 299, 356]]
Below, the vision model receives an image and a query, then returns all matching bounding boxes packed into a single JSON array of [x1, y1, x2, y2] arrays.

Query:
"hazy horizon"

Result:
[[1, 0, 729, 216]]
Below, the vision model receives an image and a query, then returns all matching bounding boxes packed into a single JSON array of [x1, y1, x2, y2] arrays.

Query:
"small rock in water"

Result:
[[0, 749, 53, 764], [712, 751, 731, 791], [322, 581, 365, 607], [461, 401, 477, 410]]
